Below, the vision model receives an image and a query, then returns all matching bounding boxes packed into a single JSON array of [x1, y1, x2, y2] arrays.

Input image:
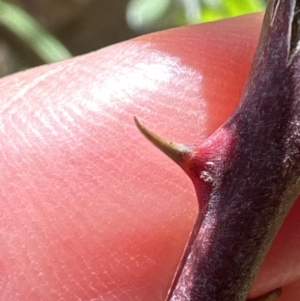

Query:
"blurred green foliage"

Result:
[[0, 1, 71, 64], [0, 0, 265, 69], [126, 0, 266, 32]]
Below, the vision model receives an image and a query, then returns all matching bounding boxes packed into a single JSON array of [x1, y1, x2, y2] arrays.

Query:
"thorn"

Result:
[[247, 288, 282, 301], [134, 117, 192, 166]]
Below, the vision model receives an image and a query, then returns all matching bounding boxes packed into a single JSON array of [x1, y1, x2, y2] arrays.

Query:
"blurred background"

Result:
[[0, 0, 266, 77]]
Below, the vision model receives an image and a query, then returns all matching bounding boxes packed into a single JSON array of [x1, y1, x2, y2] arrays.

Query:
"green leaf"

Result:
[[0, 1, 72, 63], [223, 0, 265, 16], [126, 0, 172, 31]]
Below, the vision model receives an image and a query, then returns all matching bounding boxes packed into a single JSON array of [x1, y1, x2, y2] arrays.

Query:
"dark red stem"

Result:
[[136, 0, 300, 300]]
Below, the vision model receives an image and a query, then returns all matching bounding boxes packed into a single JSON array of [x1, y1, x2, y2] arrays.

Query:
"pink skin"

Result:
[[0, 13, 299, 301]]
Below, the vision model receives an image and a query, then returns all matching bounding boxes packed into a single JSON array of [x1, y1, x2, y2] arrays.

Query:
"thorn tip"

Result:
[[134, 117, 191, 165]]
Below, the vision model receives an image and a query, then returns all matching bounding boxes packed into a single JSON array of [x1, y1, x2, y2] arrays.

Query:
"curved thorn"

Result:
[[134, 117, 192, 165]]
